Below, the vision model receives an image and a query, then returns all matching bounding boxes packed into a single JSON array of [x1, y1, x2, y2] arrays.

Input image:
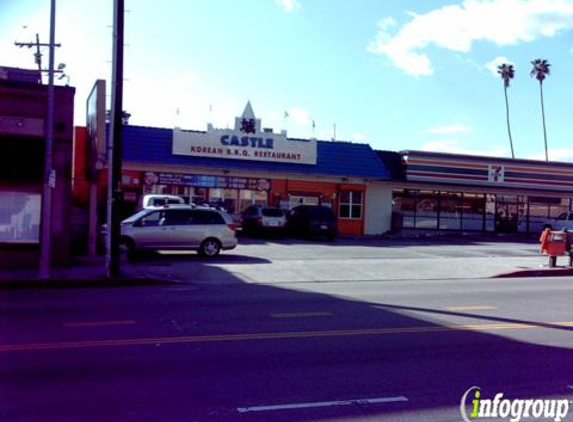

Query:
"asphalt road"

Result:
[[1, 268, 573, 421]]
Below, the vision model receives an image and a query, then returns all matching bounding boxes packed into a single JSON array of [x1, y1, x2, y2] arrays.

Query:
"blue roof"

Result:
[[122, 125, 389, 180]]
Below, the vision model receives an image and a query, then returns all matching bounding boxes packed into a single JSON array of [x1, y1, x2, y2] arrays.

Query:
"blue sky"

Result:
[[2, 0, 573, 161]]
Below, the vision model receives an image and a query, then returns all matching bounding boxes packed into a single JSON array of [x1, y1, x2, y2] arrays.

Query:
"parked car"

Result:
[[138, 194, 186, 209], [117, 205, 238, 258], [241, 205, 287, 234], [287, 205, 337, 240], [542, 211, 573, 231]]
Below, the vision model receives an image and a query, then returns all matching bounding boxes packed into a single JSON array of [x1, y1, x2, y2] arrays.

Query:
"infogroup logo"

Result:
[[460, 386, 571, 422]]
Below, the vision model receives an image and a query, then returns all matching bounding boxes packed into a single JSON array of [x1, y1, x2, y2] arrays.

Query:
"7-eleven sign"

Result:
[[488, 165, 505, 183]]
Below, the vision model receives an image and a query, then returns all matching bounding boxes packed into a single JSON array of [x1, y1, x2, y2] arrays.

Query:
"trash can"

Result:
[[540, 230, 567, 267]]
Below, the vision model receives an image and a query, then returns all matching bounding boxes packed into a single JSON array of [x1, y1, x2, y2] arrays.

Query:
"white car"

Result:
[[545, 212, 573, 231], [138, 194, 185, 209], [119, 205, 238, 258]]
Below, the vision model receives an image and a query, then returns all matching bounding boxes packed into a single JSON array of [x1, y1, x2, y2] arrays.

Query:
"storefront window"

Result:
[[416, 190, 438, 229], [527, 197, 569, 233], [439, 192, 462, 230], [395, 189, 416, 228], [0, 191, 41, 243], [290, 195, 320, 208], [461, 193, 485, 231], [208, 189, 240, 214], [485, 194, 496, 231], [239, 190, 268, 213], [339, 191, 363, 219]]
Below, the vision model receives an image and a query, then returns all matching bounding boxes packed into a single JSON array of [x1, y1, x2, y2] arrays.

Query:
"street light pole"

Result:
[[38, 0, 57, 279]]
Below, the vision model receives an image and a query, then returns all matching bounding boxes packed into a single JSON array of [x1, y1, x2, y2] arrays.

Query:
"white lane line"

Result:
[[445, 306, 497, 312], [237, 396, 408, 413]]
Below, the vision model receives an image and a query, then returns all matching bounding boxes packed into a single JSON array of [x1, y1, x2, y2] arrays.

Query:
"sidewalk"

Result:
[[1, 248, 572, 286], [0, 255, 175, 287]]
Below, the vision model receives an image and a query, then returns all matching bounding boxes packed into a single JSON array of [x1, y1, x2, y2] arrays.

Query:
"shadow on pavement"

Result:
[[131, 250, 271, 265], [1, 261, 572, 422], [238, 232, 540, 249]]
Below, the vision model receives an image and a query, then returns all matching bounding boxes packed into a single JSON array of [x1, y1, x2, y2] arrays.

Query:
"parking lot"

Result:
[[130, 234, 550, 285]]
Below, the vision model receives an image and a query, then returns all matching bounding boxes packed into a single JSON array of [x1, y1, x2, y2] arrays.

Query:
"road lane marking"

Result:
[[2, 321, 573, 353], [63, 320, 136, 328], [444, 306, 498, 312], [237, 396, 409, 413], [270, 312, 333, 318]]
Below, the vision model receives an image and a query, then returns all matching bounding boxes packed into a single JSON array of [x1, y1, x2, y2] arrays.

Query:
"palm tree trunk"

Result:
[[539, 82, 549, 161], [504, 86, 515, 159]]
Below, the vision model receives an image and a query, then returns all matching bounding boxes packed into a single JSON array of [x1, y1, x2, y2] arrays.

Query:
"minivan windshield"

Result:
[[122, 209, 150, 224]]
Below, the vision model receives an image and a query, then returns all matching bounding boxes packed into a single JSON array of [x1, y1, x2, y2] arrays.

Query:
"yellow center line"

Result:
[[2, 321, 572, 353], [271, 312, 333, 319], [444, 306, 498, 312], [63, 320, 136, 328]]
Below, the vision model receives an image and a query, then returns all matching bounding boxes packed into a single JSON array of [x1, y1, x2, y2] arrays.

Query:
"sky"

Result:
[[1, 0, 573, 161]]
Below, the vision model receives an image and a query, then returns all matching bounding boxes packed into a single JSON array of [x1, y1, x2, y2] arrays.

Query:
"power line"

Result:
[[14, 34, 61, 83]]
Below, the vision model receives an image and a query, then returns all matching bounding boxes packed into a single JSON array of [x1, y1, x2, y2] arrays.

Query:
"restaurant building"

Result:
[[74, 102, 392, 236]]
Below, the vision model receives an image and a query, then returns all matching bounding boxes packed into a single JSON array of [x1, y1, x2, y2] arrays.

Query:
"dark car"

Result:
[[287, 205, 337, 240], [241, 205, 287, 234]]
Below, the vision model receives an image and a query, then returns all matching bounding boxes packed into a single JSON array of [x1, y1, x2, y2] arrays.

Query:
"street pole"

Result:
[[38, 0, 57, 279], [106, 0, 124, 278]]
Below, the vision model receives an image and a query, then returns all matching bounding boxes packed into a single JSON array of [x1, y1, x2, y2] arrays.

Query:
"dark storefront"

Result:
[[0, 67, 75, 268], [387, 151, 573, 235]]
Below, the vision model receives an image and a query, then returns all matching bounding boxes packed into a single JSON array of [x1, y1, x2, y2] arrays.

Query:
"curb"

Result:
[[494, 267, 573, 278], [0, 277, 176, 289]]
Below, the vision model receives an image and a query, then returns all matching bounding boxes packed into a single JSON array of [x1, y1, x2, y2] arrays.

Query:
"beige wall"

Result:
[[364, 182, 392, 235]]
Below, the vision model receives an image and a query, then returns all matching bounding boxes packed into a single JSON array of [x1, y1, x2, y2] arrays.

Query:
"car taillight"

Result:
[[256, 217, 262, 225], [228, 223, 240, 231]]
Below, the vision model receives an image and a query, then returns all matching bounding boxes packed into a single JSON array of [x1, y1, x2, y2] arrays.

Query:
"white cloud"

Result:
[[369, 0, 573, 76], [485, 56, 515, 77], [275, 0, 302, 13], [288, 107, 311, 125], [352, 133, 365, 141], [427, 124, 472, 134], [421, 139, 507, 157]]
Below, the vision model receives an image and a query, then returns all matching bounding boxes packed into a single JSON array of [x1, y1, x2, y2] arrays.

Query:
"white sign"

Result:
[[172, 128, 317, 165], [488, 165, 505, 183]]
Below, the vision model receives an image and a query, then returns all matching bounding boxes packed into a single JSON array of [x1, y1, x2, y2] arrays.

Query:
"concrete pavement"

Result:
[[1, 235, 572, 284]]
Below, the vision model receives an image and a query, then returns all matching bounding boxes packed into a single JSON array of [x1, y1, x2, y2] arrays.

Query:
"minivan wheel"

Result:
[[199, 238, 222, 257]]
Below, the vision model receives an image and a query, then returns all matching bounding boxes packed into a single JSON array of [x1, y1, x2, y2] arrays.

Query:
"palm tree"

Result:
[[497, 63, 515, 159], [530, 58, 551, 161]]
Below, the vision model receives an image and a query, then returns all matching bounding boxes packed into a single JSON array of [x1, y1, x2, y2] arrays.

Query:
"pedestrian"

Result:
[[539, 226, 551, 254]]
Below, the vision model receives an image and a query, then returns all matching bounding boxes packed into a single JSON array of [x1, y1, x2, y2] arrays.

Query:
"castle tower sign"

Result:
[[172, 102, 317, 165]]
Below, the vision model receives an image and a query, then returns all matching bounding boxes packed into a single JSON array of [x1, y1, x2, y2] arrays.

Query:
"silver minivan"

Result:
[[120, 205, 238, 258]]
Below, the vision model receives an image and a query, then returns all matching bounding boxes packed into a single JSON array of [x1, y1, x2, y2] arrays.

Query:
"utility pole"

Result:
[[15, 34, 61, 84], [106, 0, 125, 277], [32, 0, 58, 279]]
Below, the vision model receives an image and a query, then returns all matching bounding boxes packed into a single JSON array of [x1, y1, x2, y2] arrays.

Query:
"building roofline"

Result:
[[400, 149, 573, 168]]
